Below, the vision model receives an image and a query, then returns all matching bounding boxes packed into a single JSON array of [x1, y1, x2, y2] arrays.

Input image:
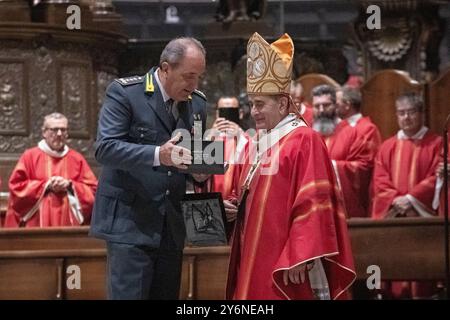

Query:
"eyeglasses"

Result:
[[45, 127, 68, 134], [396, 109, 419, 117]]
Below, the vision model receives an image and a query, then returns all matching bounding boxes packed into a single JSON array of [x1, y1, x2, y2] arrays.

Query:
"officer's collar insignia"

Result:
[[115, 76, 143, 86], [145, 73, 154, 93]]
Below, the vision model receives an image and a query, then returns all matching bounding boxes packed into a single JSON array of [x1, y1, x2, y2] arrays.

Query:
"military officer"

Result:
[[90, 37, 208, 300]]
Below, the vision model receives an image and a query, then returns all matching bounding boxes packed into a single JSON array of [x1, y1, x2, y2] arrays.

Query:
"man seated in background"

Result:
[[5, 112, 98, 227], [371, 92, 442, 299]]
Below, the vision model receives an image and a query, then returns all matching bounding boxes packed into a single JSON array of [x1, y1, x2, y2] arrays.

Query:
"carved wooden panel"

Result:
[[361, 70, 422, 140], [57, 60, 92, 139], [0, 59, 29, 136], [427, 68, 450, 134], [296, 73, 340, 106]]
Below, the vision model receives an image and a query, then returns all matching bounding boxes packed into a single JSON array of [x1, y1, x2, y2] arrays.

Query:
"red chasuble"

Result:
[[300, 104, 314, 127], [5, 147, 98, 227], [351, 116, 382, 156], [324, 121, 374, 218], [226, 125, 356, 300], [371, 131, 442, 219]]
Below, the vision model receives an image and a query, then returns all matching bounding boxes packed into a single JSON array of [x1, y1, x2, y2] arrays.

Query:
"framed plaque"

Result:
[[178, 140, 228, 174], [181, 192, 228, 246]]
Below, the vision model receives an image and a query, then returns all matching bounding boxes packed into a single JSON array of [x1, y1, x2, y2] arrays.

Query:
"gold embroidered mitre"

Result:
[[247, 32, 294, 95]]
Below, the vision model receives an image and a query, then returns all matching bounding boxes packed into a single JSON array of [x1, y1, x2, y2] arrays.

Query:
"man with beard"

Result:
[[311, 84, 373, 218]]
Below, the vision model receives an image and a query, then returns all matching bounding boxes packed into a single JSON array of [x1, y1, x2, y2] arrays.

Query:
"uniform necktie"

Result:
[[165, 99, 177, 129]]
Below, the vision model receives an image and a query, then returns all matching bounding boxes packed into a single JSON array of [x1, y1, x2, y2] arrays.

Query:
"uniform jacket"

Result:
[[90, 68, 207, 249]]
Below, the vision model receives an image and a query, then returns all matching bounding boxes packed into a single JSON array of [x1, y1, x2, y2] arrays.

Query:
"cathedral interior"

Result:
[[0, 0, 450, 300]]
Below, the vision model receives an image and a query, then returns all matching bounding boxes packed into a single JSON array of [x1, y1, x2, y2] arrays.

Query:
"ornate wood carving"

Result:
[[57, 61, 91, 139], [0, 21, 126, 185], [352, 0, 448, 82], [0, 59, 28, 136]]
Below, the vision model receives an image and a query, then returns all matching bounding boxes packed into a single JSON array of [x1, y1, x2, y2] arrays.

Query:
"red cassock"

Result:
[[324, 121, 374, 218], [300, 104, 314, 127], [226, 125, 356, 300], [349, 116, 382, 157], [371, 131, 442, 219], [5, 147, 98, 227]]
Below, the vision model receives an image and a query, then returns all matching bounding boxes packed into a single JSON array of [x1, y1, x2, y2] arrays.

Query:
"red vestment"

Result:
[[324, 121, 374, 218], [371, 131, 442, 219], [371, 130, 442, 299], [5, 147, 98, 227], [226, 123, 356, 300], [300, 103, 313, 127]]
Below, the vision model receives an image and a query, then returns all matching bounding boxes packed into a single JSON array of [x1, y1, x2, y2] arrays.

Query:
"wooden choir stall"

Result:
[[0, 217, 449, 300]]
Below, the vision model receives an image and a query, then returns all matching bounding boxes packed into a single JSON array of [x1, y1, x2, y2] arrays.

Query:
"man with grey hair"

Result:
[[5, 112, 98, 228], [90, 37, 209, 299], [311, 84, 373, 218]]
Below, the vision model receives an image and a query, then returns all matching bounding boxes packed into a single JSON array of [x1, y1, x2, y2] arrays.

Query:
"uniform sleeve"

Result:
[[94, 81, 157, 171]]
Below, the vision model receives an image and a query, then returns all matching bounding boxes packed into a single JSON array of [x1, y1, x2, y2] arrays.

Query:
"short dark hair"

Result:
[[159, 37, 206, 68], [339, 87, 361, 111], [216, 96, 239, 109], [311, 84, 336, 104], [396, 92, 424, 112]]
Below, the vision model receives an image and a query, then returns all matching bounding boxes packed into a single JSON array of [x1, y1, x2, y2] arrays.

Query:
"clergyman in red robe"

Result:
[[312, 84, 374, 218], [224, 32, 356, 300], [5, 113, 98, 228], [371, 92, 442, 299]]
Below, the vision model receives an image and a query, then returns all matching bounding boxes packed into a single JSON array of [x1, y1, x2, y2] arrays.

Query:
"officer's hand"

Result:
[[160, 133, 192, 170], [224, 199, 238, 222]]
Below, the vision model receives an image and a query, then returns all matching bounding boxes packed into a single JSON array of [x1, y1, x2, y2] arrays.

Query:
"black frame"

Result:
[[181, 192, 228, 246]]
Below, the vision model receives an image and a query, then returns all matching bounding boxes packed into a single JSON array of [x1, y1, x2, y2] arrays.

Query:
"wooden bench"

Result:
[[0, 218, 448, 299]]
